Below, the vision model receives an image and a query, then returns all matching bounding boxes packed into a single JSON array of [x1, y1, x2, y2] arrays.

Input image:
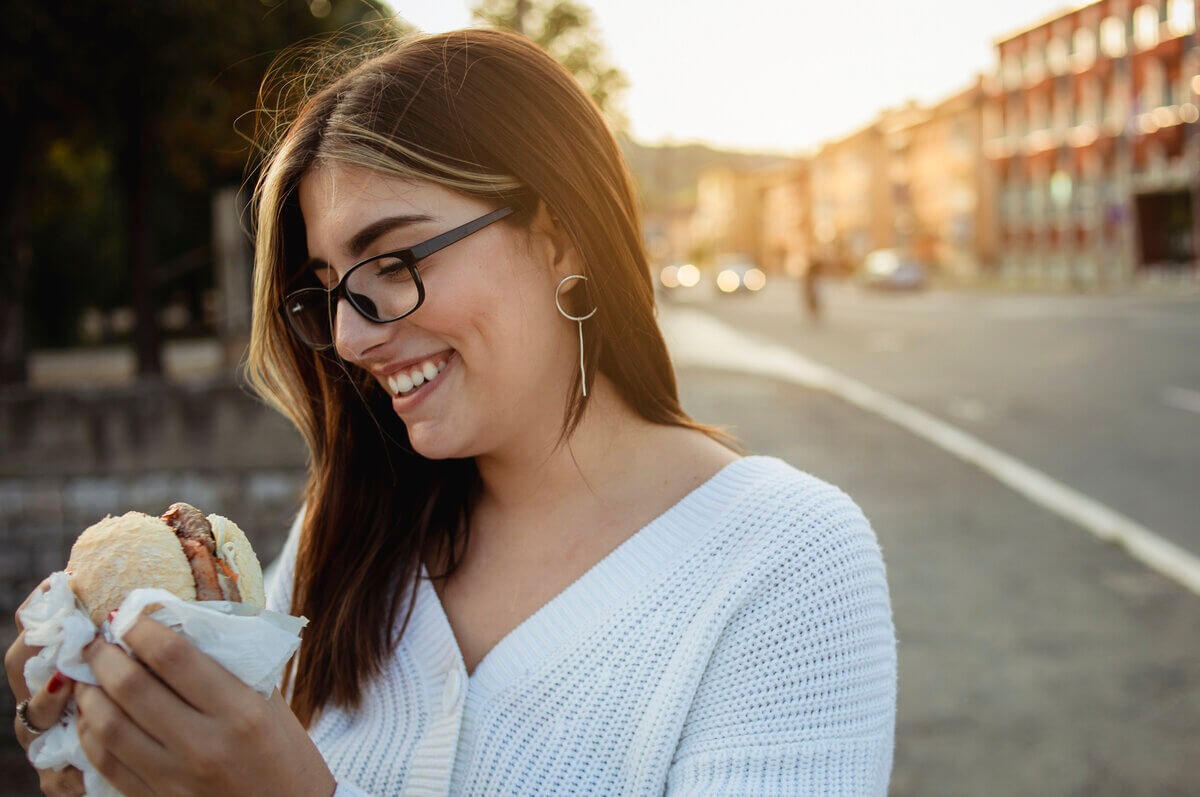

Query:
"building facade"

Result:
[[810, 120, 893, 270], [899, 80, 998, 278], [760, 161, 812, 277], [986, 0, 1199, 286], [690, 166, 775, 268]]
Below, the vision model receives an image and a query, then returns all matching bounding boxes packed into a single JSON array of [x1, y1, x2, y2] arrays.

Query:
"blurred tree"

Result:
[[1, 0, 404, 384], [471, 0, 628, 130]]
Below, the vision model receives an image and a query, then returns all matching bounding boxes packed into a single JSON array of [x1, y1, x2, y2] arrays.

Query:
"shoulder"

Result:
[[702, 456, 889, 614], [670, 458, 896, 780], [701, 455, 877, 548]]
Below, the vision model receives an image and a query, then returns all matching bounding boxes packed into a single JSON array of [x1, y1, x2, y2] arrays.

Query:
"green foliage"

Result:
[[4, 0, 407, 349], [470, 0, 628, 130]]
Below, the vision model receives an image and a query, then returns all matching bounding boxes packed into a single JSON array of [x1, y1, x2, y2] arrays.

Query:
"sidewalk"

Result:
[[27, 338, 227, 390]]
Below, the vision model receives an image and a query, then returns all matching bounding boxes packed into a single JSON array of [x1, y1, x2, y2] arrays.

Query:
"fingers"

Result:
[[81, 634, 207, 753], [75, 684, 158, 797], [14, 576, 55, 633], [36, 765, 86, 797], [13, 670, 74, 750], [5, 630, 36, 703], [117, 615, 254, 717]]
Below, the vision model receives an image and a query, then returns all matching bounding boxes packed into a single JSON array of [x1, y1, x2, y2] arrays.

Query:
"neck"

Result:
[[472, 373, 651, 530]]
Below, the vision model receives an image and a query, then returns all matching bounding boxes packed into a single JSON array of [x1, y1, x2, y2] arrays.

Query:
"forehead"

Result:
[[297, 163, 457, 252]]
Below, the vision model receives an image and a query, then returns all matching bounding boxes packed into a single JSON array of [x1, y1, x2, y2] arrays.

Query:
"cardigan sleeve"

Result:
[[263, 507, 377, 797], [665, 488, 898, 796], [263, 504, 306, 616]]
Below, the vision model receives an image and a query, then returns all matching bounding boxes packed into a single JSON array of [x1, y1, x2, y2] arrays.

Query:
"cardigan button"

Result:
[[442, 669, 463, 713]]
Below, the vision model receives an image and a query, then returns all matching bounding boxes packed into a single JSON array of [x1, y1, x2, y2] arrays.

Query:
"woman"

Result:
[[8, 28, 896, 795]]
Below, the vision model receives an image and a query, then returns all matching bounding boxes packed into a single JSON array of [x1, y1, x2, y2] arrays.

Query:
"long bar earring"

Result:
[[555, 274, 598, 397]]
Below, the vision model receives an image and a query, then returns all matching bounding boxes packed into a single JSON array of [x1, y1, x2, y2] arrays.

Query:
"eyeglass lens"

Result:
[[285, 257, 421, 348]]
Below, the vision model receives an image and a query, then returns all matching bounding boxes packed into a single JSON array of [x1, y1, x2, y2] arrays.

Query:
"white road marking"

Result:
[[1161, 386, 1200, 416], [661, 307, 1200, 598], [946, 396, 990, 423]]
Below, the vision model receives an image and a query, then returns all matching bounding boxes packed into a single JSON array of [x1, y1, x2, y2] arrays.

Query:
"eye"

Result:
[[372, 256, 413, 282]]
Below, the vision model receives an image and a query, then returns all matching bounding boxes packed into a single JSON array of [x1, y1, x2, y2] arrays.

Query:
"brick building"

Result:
[[897, 79, 998, 279], [810, 119, 893, 268], [760, 161, 812, 277], [986, 0, 1199, 286]]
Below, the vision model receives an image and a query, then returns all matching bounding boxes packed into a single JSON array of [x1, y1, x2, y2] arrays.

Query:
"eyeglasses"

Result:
[[280, 206, 514, 350]]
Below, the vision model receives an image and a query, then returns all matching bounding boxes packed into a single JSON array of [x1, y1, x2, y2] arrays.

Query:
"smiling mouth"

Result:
[[385, 351, 453, 397]]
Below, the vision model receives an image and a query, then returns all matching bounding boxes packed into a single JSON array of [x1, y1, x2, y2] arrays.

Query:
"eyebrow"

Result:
[[304, 213, 436, 272]]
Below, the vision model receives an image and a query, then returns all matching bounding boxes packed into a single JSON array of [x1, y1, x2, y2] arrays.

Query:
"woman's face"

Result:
[[298, 163, 580, 460]]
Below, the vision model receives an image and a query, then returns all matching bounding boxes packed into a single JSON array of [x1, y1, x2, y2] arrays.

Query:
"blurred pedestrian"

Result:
[[802, 254, 825, 323], [8, 28, 896, 796]]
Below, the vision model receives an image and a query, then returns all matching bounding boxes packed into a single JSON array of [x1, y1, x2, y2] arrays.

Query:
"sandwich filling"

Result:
[[161, 502, 241, 602]]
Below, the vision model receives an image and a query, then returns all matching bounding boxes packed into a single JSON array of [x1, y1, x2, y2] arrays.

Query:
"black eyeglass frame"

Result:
[[280, 205, 515, 350]]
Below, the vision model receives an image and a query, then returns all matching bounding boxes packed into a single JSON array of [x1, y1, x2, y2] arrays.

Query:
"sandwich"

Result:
[[67, 502, 265, 627]]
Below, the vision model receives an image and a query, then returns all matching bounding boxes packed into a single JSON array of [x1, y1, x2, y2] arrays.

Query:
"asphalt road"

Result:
[[672, 277, 1200, 559], [665, 279, 1200, 795], [8, 281, 1198, 794]]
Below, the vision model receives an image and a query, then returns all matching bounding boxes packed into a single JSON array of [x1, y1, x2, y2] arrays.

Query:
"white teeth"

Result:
[[386, 353, 453, 397]]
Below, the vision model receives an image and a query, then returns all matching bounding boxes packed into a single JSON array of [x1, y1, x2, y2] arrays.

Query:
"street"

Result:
[[8, 279, 1199, 794], [663, 278, 1200, 795]]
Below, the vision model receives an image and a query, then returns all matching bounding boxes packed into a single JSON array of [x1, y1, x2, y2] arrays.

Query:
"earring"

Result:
[[555, 274, 597, 397]]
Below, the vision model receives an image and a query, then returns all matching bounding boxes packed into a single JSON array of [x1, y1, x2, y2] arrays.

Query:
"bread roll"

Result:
[[66, 508, 266, 627]]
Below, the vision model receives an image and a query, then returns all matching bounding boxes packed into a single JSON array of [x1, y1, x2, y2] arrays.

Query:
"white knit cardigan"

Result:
[[265, 456, 897, 795]]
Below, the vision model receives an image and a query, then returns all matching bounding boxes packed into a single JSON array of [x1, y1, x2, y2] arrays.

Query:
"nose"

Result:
[[333, 296, 394, 362]]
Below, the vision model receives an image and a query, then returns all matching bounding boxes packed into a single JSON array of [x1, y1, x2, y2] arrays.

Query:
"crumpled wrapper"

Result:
[[19, 571, 307, 797]]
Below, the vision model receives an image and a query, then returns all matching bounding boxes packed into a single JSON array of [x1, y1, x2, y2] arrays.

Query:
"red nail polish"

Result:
[[48, 672, 64, 694], [108, 610, 116, 621]]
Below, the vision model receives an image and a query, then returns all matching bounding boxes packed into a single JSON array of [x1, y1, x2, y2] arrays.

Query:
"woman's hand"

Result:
[[77, 614, 336, 797], [5, 577, 85, 796]]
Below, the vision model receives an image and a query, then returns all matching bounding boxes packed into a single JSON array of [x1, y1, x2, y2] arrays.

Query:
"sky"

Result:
[[386, 0, 1082, 155]]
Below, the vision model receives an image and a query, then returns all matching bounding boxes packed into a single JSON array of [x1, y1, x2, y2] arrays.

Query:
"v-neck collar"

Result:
[[398, 455, 781, 698]]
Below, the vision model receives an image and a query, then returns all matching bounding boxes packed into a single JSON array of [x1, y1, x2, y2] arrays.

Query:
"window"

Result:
[[1008, 101, 1024, 137], [1048, 38, 1070, 74], [1003, 53, 1023, 89], [1024, 49, 1046, 84], [1134, 5, 1159, 50], [1168, 0, 1196, 35], [1072, 28, 1097, 69], [1101, 16, 1127, 57], [1143, 59, 1165, 108]]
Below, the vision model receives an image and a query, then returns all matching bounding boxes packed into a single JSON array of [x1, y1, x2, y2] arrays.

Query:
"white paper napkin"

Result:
[[18, 571, 307, 797]]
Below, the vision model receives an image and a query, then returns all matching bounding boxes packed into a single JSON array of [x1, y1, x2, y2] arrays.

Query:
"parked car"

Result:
[[859, 249, 928, 291], [714, 255, 767, 296]]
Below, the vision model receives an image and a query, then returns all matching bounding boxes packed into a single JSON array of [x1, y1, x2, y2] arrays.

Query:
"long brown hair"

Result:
[[246, 27, 740, 728]]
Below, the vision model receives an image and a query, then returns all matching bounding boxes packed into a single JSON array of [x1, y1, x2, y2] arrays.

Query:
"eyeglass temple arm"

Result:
[[409, 207, 514, 261]]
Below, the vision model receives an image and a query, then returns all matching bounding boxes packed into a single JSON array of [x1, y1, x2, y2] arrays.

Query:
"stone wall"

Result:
[[0, 377, 309, 788]]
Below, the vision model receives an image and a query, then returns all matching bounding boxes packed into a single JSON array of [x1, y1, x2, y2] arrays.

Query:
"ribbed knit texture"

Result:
[[266, 456, 897, 796]]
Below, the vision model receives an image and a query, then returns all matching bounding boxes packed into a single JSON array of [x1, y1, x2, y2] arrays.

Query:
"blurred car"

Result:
[[859, 249, 928, 291], [713, 255, 767, 296], [657, 262, 704, 301]]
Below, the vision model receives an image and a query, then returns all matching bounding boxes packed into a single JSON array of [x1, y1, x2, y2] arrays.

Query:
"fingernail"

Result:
[[108, 610, 116, 621], [48, 671, 65, 694]]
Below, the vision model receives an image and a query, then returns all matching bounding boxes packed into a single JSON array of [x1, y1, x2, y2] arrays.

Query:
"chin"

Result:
[[403, 421, 473, 462]]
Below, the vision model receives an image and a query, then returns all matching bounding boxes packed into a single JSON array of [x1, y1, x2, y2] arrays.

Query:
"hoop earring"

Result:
[[555, 274, 597, 397]]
